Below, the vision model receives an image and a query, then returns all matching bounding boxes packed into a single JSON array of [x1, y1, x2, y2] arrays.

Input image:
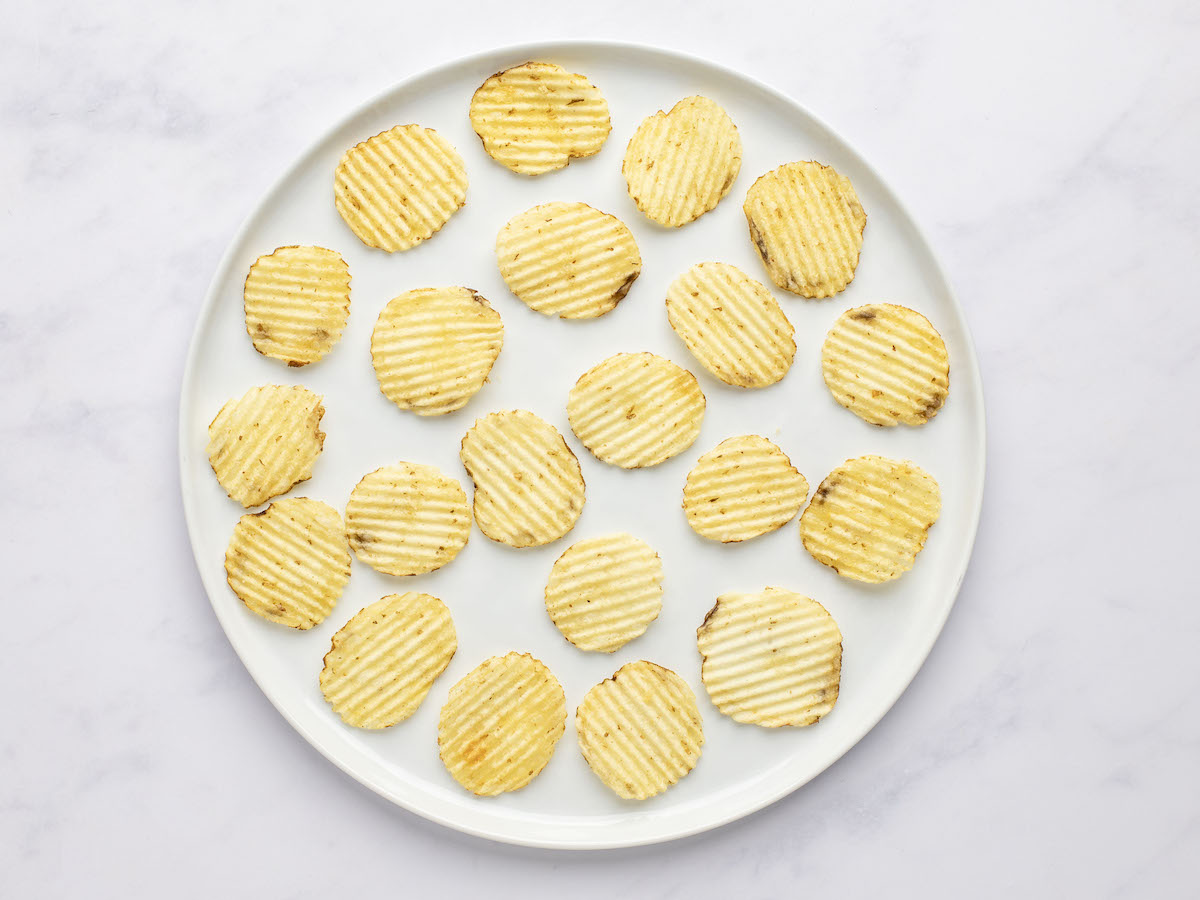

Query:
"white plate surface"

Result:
[[179, 41, 985, 849]]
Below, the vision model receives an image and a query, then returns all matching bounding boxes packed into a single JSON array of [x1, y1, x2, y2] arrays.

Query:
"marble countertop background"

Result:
[[3, 1, 1197, 896]]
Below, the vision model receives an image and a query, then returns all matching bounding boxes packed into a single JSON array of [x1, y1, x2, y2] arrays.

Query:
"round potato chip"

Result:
[[334, 124, 467, 253], [320, 592, 456, 729], [344, 462, 471, 576], [243, 245, 351, 367], [800, 455, 941, 583], [622, 95, 742, 227], [567, 352, 706, 468], [666, 262, 795, 388], [459, 410, 585, 548], [544, 533, 663, 652], [496, 201, 641, 319], [438, 652, 566, 796], [371, 287, 503, 416], [469, 61, 611, 175], [697, 587, 842, 727], [822, 303, 950, 426], [576, 661, 704, 800], [683, 435, 808, 542], [744, 160, 867, 298], [207, 384, 325, 508]]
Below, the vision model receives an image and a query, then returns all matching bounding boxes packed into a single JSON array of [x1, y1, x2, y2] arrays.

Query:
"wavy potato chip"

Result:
[[243, 245, 351, 367]]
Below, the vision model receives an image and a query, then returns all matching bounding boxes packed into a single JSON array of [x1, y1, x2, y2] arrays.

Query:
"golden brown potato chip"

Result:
[[243, 245, 351, 366]]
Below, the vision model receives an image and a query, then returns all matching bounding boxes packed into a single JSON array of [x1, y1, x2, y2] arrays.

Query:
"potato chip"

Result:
[[320, 592, 456, 729], [333, 124, 467, 252], [821, 303, 950, 426], [800, 455, 941, 583], [438, 652, 566, 795], [469, 61, 611, 175], [622, 95, 742, 227], [665, 262, 795, 387], [683, 435, 808, 542], [207, 384, 325, 508], [743, 160, 866, 298], [243, 245, 351, 366], [576, 661, 704, 800], [567, 352, 705, 468], [544, 533, 663, 652], [459, 410, 585, 547], [697, 587, 842, 727], [344, 462, 471, 575], [496, 202, 641, 319]]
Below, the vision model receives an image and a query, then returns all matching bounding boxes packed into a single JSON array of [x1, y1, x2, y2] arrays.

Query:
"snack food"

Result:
[[243, 245, 351, 366]]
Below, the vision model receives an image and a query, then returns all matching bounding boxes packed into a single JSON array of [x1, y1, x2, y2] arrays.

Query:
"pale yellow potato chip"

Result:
[[622, 95, 742, 227], [320, 592, 456, 729], [544, 533, 663, 652], [576, 660, 704, 800], [243, 245, 351, 366], [496, 201, 641, 319], [744, 160, 866, 298], [697, 587, 842, 727], [438, 652, 566, 795], [567, 352, 705, 468], [459, 410, 585, 548], [822, 303, 949, 426], [800, 455, 941, 583], [334, 124, 467, 252], [344, 462, 471, 576], [371, 287, 503, 416], [666, 262, 795, 387], [683, 435, 808, 542], [207, 384, 325, 508], [469, 61, 611, 175]]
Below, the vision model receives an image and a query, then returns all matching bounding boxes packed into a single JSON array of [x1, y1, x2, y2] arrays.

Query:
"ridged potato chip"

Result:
[[822, 303, 950, 426], [496, 202, 641, 319], [576, 661, 704, 800], [460, 410, 585, 548], [800, 455, 941, 583], [320, 592, 456, 729], [666, 262, 795, 387], [683, 435, 808, 542], [344, 462, 471, 576], [207, 384, 325, 508], [697, 587, 842, 727], [567, 352, 706, 468], [438, 652, 566, 795], [371, 287, 503, 416], [243, 245, 351, 367], [622, 96, 742, 227], [544, 533, 663, 652], [334, 124, 467, 252], [469, 61, 611, 175], [744, 160, 866, 298]]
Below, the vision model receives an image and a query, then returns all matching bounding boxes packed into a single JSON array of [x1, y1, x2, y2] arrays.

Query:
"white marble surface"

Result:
[[3, 1, 1198, 895]]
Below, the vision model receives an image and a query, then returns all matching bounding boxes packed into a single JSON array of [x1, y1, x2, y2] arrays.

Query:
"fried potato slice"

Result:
[[243, 245, 351, 367]]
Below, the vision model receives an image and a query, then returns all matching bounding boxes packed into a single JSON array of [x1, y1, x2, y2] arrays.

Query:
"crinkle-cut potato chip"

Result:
[[496, 202, 641, 319], [371, 286, 503, 416], [460, 410, 585, 548], [469, 61, 611, 175], [744, 160, 867, 299], [622, 95, 742, 227], [320, 592, 456, 730], [344, 462, 471, 576], [683, 435, 808, 543], [544, 533, 663, 652], [666, 262, 795, 388], [438, 652, 566, 796], [800, 455, 941, 583], [243, 245, 351, 367], [225, 497, 351, 629], [576, 660, 704, 800], [333, 124, 467, 253], [697, 587, 842, 727], [567, 352, 706, 468], [822, 303, 950, 427], [207, 384, 325, 508]]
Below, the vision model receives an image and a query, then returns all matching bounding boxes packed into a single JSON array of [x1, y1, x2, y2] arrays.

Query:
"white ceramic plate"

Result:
[[179, 41, 985, 849]]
